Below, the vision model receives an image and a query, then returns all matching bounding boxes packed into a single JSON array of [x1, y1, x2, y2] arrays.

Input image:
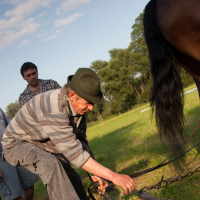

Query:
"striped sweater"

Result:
[[2, 88, 90, 168]]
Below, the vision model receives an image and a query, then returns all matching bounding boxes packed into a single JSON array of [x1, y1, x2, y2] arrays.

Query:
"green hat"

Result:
[[67, 68, 103, 105]]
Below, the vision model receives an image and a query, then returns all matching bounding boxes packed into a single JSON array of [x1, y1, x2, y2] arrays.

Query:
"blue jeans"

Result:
[[0, 160, 39, 200]]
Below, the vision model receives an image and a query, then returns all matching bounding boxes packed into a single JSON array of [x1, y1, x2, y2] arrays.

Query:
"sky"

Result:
[[0, 0, 150, 112]]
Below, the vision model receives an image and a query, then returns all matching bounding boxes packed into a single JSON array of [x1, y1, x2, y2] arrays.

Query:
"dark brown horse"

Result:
[[143, 0, 200, 153]]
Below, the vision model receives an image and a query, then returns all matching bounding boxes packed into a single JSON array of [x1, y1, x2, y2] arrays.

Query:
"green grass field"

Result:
[[33, 83, 200, 200]]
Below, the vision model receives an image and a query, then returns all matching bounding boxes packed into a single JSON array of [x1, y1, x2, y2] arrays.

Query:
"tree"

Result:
[[88, 11, 193, 119], [6, 101, 19, 119], [90, 60, 108, 73], [128, 12, 152, 104], [108, 48, 123, 59], [90, 12, 151, 114], [180, 68, 195, 88], [96, 49, 137, 114]]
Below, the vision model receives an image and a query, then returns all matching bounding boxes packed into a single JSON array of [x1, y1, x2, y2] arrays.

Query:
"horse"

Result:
[[143, 0, 200, 154]]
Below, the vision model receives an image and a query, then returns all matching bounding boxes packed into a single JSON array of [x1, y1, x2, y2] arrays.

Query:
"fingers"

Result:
[[126, 182, 134, 194], [98, 178, 104, 188], [122, 185, 129, 195], [92, 175, 107, 188], [125, 177, 136, 194], [112, 174, 136, 195], [102, 182, 108, 189], [123, 182, 135, 195], [97, 178, 107, 195]]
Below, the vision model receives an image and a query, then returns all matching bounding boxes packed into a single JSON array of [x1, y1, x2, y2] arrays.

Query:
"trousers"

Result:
[[3, 139, 89, 200]]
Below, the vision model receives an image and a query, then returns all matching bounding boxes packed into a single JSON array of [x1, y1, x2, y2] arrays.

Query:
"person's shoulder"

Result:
[[41, 79, 56, 83], [19, 86, 29, 96], [41, 79, 61, 89]]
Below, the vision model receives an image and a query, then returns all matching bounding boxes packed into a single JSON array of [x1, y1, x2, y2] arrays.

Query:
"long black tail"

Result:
[[143, 0, 185, 154]]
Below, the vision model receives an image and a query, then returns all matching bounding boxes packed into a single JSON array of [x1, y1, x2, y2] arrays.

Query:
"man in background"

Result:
[[19, 62, 61, 108], [18, 61, 61, 198], [0, 108, 39, 200]]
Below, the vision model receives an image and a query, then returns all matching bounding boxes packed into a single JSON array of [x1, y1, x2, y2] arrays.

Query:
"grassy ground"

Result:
[[33, 83, 200, 199]]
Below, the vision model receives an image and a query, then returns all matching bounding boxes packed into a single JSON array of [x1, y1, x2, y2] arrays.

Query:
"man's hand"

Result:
[[91, 175, 108, 194], [111, 173, 136, 195], [0, 170, 4, 179], [82, 157, 136, 195]]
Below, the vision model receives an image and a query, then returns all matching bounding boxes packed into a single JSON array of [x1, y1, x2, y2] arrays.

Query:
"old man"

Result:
[[2, 68, 135, 200]]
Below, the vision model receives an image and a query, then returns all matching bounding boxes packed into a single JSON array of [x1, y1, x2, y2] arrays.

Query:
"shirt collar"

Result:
[[22, 79, 44, 95]]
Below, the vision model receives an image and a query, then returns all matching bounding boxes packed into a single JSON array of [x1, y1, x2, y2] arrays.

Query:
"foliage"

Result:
[[86, 100, 112, 123], [89, 12, 195, 118], [89, 60, 108, 73], [83, 84, 200, 200], [180, 68, 195, 88], [5, 100, 19, 119], [6, 12, 195, 121], [90, 12, 151, 115]]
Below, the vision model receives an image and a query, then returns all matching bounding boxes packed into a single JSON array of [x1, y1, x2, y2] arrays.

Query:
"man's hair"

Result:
[[63, 84, 81, 99], [20, 62, 38, 77]]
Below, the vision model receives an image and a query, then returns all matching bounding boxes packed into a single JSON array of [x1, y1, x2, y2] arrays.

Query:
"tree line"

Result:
[[86, 12, 194, 122], [5, 12, 194, 122]]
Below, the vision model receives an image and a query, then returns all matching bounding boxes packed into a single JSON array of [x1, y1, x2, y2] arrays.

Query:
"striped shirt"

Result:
[[2, 88, 90, 168], [19, 79, 61, 108]]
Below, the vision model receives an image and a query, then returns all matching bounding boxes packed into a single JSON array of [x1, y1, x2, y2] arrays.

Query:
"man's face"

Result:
[[69, 92, 94, 115], [23, 68, 38, 86]]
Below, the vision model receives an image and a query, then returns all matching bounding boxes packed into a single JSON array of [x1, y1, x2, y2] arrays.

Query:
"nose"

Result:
[[88, 104, 94, 111]]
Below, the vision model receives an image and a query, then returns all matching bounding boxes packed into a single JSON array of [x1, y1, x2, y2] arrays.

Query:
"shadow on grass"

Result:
[[184, 105, 200, 153], [34, 101, 200, 200], [87, 122, 166, 199], [139, 105, 200, 200], [87, 104, 200, 199], [149, 173, 200, 200]]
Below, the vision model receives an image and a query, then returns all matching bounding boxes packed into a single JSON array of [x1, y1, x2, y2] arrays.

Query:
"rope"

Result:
[[88, 121, 200, 199]]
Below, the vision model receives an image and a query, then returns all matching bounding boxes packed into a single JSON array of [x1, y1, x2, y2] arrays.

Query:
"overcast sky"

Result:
[[0, 0, 150, 112]]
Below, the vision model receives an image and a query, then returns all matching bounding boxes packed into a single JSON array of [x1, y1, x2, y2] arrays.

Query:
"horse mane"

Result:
[[143, 0, 185, 154]]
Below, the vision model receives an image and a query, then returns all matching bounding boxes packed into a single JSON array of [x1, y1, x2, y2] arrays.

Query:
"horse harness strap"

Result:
[[129, 120, 200, 178], [88, 121, 200, 199]]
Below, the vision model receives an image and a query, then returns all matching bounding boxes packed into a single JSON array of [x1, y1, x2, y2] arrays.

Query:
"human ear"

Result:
[[69, 91, 76, 102]]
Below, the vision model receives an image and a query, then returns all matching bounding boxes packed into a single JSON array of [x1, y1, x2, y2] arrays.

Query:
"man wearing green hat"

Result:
[[2, 68, 136, 200]]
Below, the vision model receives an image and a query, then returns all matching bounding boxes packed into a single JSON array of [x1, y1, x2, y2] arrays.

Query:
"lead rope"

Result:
[[88, 121, 200, 200]]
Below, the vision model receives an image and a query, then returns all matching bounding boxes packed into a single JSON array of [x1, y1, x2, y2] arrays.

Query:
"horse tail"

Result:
[[143, 0, 185, 154]]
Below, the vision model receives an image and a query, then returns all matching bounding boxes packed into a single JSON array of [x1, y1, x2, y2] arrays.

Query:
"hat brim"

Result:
[[67, 75, 104, 105]]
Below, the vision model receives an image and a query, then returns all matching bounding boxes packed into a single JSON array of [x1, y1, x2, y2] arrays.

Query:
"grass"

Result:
[[33, 83, 200, 199]]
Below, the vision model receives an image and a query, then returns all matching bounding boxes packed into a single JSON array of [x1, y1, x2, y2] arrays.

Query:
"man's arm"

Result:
[[39, 113, 135, 194], [82, 157, 136, 195], [39, 113, 91, 168], [49, 80, 61, 89]]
